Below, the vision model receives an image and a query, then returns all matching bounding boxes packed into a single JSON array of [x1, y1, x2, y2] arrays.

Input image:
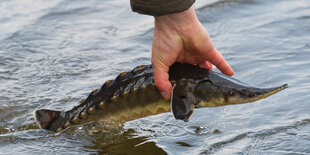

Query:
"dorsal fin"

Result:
[[34, 109, 60, 129]]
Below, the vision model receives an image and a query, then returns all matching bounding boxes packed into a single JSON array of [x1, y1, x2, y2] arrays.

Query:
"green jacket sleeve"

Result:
[[130, 0, 195, 16]]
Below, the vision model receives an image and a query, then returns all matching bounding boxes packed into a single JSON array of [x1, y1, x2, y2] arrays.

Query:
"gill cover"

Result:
[[171, 80, 197, 122]]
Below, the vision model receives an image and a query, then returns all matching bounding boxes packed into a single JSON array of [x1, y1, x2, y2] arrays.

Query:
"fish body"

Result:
[[34, 63, 288, 132]]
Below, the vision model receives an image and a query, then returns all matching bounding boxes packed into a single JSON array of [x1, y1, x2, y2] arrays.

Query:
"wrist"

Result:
[[154, 6, 199, 30]]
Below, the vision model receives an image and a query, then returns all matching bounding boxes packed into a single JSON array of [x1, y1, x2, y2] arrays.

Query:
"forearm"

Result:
[[130, 0, 195, 16]]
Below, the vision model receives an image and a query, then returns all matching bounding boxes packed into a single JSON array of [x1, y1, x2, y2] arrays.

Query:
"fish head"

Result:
[[195, 72, 288, 107], [171, 72, 288, 122]]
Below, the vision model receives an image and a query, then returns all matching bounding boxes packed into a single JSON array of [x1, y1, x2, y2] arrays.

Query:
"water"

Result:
[[0, 0, 309, 154]]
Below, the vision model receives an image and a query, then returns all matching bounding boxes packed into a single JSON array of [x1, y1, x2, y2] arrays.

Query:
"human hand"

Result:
[[152, 6, 234, 100]]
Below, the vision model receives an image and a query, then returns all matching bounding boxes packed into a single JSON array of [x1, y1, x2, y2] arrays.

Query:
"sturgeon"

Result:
[[34, 63, 288, 132]]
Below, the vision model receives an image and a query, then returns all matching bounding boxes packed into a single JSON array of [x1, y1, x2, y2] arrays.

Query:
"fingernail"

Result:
[[160, 91, 170, 100]]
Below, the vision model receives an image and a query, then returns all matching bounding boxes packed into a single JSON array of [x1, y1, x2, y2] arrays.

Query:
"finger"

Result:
[[152, 64, 172, 100], [199, 61, 213, 70], [209, 48, 234, 76]]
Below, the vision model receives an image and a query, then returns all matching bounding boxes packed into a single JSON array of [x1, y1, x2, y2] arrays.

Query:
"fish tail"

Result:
[[34, 109, 61, 130]]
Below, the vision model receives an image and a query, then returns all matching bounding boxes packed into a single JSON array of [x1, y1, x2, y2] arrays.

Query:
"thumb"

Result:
[[152, 64, 172, 100]]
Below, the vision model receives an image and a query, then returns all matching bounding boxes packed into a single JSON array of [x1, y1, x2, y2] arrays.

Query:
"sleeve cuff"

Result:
[[130, 0, 195, 16]]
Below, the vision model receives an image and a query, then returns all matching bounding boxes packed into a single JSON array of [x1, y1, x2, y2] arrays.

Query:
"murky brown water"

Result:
[[0, 0, 309, 154]]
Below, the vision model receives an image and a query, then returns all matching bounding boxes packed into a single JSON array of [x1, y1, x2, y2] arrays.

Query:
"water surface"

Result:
[[0, 0, 309, 154]]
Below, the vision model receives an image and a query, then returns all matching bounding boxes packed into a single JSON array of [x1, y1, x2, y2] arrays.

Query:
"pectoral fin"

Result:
[[171, 82, 196, 122]]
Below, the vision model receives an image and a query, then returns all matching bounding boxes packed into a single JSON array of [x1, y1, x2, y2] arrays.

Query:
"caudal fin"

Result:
[[34, 109, 61, 129]]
